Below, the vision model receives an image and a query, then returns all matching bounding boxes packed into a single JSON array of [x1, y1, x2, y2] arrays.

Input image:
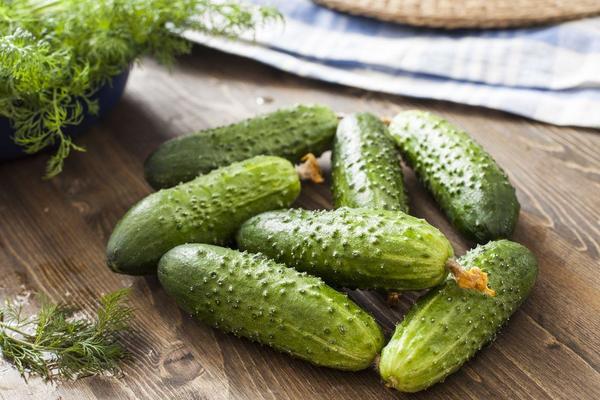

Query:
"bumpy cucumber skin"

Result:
[[379, 240, 538, 393], [389, 111, 519, 243], [106, 156, 300, 275], [158, 244, 384, 371], [236, 207, 454, 291], [332, 113, 408, 212], [144, 104, 338, 189]]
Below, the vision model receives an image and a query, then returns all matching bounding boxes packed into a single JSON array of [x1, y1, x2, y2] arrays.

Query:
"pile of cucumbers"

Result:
[[106, 104, 537, 392]]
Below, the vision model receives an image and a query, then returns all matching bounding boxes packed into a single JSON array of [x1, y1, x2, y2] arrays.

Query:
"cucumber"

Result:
[[158, 244, 384, 371], [106, 156, 300, 275], [144, 104, 338, 189], [389, 111, 519, 243], [236, 207, 454, 291], [332, 113, 408, 212], [379, 240, 537, 392]]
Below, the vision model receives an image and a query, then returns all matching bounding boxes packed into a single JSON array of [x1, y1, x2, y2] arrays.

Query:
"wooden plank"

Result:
[[0, 47, 598, 399]]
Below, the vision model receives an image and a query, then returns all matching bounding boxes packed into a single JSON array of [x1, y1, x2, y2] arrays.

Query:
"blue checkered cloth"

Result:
[[185, 0, 600, 128]]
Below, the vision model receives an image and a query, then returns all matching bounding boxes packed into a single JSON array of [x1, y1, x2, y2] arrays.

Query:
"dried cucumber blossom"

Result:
[[0, 0, 280, 177]]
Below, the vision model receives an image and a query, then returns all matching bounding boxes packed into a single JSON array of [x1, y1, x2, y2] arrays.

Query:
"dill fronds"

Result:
[[0, 0, 281, 178], [0, 288, 133, 381]]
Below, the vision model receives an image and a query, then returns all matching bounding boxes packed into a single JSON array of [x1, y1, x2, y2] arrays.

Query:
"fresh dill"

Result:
[[0, 0, 280, 178], [0, 288, 133, 381]]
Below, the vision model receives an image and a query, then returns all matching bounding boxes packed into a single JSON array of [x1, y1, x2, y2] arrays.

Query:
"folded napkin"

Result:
[[184, 0, 600, 128]]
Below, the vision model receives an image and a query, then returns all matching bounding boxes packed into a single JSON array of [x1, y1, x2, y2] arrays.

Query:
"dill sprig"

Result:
[[0, 0, 280, 178], [0, 288, 133, 381]]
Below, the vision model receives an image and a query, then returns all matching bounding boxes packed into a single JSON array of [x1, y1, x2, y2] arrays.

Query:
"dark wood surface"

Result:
[[1, 47, 598, 400]]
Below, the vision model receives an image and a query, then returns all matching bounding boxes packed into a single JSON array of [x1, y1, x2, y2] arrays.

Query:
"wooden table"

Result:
[[1, 47, 598, 400]]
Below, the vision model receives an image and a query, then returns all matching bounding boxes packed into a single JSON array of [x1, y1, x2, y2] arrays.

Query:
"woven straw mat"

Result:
[[313, 0, 600, 28]]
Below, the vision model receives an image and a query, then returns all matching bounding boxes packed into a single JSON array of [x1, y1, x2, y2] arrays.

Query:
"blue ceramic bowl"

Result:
[[0, 69, 130, 161]]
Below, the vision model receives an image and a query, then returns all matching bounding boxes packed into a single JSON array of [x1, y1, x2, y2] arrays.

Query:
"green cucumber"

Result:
[[332, 113, 408, 212], [145, 104, 338, 189], [106, 156, 300, 275], [379, 240, 537, 392], [158, 244, 384, 371], [389, 111, 519, 243], [236, 207, 454, 291]]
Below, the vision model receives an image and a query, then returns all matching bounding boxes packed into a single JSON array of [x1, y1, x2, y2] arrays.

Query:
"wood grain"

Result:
[[1, 46, 599, 399]]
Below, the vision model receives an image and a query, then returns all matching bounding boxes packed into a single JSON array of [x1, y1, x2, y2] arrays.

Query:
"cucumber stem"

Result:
[[446, 259, 496, 297], [296, 153, 324, 183], [386, 292, 402, 307]]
